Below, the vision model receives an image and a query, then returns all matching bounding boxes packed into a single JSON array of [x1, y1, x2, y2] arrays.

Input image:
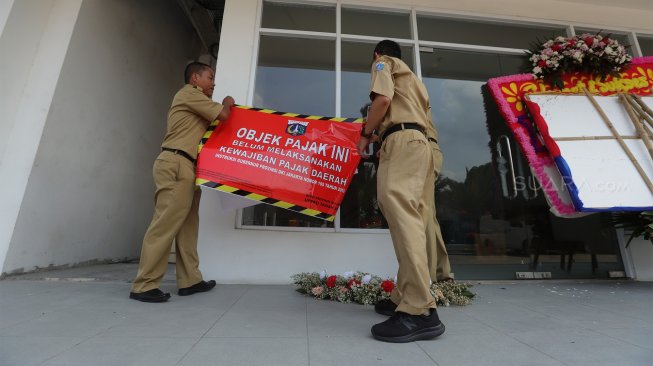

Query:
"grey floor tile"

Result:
[[39, 336, 196, 366], [97, 303, 226, 338], [307, 306, 381, 337], [205, 306, 307, 338], [511, 328, 653, 366], [462, 302, 575, 334], [0, 336, 84, 366], [525, 303, 652, 330], [417, 332, 564, 366], [591, 327, 653, 351], [231, 285, 308, 310], [309, 336, 437, 366], [0, 305, 124, 338], [178, 337, 308, 366]]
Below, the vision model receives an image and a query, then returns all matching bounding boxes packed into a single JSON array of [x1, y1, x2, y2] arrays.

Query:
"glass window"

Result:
[[636, 34, 653, 56], [341, 7, 411, 39], [574, 28, 633, 56], [417, 15, 566, 49], [245, 35, 336, 228], [421, 48, 622, 279], [254, 35, 335, 116], [420, 47, 523, 82], [261, 1, 335, 33]]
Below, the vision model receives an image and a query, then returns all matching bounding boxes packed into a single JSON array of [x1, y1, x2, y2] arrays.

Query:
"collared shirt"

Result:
[[369, 55, 437, 141], [161, 84, 223, 160]]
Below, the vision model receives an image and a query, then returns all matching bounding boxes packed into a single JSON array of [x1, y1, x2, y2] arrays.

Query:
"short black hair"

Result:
[[374, 40, 401, 59], [184, 61, 211, 83]]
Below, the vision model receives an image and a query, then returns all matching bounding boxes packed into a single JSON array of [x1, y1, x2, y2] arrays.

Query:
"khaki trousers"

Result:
[[426, 141, 452, 282], [378, 130, 436, 315], [131, 151, 203, 293]]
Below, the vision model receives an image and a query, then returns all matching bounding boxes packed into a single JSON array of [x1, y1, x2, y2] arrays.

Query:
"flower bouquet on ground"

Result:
[[525, 32, 632, 89], [292, 271, 475, 306]]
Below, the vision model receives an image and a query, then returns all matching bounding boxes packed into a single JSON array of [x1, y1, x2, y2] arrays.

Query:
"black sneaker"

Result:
[[178, 280, 216, 296], [371, 309, 445, 343], [129, 288, 171, 303], [375, 299, 398, 316]]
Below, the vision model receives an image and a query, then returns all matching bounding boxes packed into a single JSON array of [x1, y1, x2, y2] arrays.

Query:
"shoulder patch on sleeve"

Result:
[[375, 62, 385, 71]]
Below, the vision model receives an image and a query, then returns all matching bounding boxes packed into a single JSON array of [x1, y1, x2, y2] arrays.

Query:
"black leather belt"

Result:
[[381, 123, 427, 142], [162, 147, 195, 163]]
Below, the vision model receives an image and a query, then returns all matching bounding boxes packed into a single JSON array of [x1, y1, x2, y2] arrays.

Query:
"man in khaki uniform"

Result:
[[357, 40, 445, 342], [424, 123, 453, 282], [130, 62, 234, 303]]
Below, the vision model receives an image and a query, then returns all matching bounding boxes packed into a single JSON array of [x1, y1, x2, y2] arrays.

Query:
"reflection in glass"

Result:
[[244, 35, 336, 228], [341, 7, 411, 39], [422, 48, 623, 279], [254, 36, 335, 116], [417, 16, 566, 49], [261, 1, 335, 33], [636, 34, 653, 56]]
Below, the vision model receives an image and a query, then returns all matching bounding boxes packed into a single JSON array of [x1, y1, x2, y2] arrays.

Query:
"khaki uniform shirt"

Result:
[[369, 55, 437, 141], [161, 84, 223, 160]]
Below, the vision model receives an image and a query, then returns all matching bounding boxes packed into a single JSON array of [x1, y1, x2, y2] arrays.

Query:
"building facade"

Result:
[[1, 0, 652, 282]]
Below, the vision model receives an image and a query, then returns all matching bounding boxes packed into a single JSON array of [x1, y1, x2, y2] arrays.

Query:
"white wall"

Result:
[[0, 0, 83, 274], [2, 0, 201, 274], [199, 0, 653, 284], [0, 0, 14, 35]]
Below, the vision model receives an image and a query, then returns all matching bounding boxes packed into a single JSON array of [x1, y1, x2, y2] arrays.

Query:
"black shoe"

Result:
[[371, 309, 445, 343], [375, 299, 398, 316], [178, 280, 216, 296], [129, 288, 171, 303]]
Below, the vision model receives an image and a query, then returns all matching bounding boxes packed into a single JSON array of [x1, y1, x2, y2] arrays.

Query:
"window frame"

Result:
[[238, 0, 651, 232]]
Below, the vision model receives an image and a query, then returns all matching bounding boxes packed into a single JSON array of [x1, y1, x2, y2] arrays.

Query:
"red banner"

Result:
[[196, 106, 363, 221]]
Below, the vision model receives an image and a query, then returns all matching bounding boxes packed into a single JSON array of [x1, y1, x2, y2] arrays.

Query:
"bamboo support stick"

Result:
[[619, 93, 653, 163], [581, 87, 653, 195], [624, 94, 653, 139], [554, 136, 639, 141], [632, 94, 653, 131]]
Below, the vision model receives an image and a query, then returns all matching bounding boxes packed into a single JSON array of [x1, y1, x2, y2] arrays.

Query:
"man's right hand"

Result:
[[222, 96, 235, 107], [218, 96, 235, 121]]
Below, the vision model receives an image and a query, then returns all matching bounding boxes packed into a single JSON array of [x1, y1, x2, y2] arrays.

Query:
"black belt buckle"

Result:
[[162, 148, 195, 164], [381, 123, 425, 142]]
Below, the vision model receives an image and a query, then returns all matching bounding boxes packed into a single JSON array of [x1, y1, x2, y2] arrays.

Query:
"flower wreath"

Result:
[[292, 271, 475, 307], [525, 32, 632, 89]]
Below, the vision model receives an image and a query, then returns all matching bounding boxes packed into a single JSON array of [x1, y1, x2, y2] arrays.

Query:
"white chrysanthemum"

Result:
[[319, 270, 327, 280], [362, 274, 372, 284], [343, 271, 355, 279]]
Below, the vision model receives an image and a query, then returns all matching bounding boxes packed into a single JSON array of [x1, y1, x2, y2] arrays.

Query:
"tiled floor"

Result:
[[1, 264, 652, 366]]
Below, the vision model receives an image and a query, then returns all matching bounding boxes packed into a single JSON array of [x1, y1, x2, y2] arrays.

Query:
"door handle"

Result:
[[497, 135, 518, 199]]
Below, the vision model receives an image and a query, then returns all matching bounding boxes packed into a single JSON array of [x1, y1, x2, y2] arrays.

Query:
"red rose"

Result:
[[537, 60, 547, 68], [567, 40, 576, 47], [326, 275, 337, 289], [584, 37, 594, 47], [551, 44, 562, 52], [381, 280, 394, 293], [347, 279, 361, 289]]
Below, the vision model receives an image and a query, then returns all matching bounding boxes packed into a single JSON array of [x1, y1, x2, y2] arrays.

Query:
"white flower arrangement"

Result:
[[526, 32, 632, 89]]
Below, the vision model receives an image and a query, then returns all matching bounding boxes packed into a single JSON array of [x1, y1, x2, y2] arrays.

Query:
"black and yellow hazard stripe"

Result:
[[196, 105, 364, 221]]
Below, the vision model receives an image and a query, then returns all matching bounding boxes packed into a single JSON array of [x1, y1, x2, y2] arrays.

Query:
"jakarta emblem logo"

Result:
[[286, 120, 309, 136]]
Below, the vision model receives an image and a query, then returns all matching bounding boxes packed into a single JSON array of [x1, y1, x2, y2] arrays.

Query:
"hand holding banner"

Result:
[[196, 106, 363, 221]]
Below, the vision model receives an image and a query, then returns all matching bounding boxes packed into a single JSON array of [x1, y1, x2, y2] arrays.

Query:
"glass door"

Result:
[[421, 48, 624, 279]]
